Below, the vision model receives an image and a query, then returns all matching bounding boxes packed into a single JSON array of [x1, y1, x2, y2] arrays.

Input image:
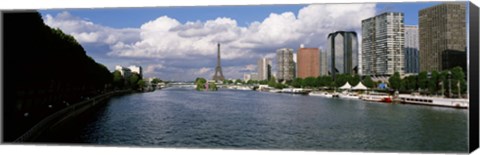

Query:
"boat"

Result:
[[269, 89, 282, 93], [339, 93, 359, 99], [398, 94, 468, 108], [309, 91, 339, 98], [361, 92, 392, 103], [281, 88, 312, 95]]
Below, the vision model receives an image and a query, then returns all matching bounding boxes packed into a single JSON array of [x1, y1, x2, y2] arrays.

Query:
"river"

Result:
[[43, 87, 468, 153]]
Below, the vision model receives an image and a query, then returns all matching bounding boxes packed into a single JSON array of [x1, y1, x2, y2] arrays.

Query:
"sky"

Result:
[[38, 2, 446, 81]]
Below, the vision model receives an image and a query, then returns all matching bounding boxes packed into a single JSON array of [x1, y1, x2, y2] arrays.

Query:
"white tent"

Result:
[[339, 82, 352, 90], [352, 82, 368, 90]]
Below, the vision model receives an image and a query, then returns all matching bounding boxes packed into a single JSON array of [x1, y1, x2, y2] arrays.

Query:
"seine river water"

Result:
[[46, 87, 468, 152]]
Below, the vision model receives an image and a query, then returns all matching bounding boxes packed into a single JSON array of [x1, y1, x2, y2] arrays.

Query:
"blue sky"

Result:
[[38, 2, 452, 81], [40, 2, 440, 28]]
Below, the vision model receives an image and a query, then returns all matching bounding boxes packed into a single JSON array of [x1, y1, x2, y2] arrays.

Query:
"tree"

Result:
[[303, 77, 317, 88], [223, 79, 233, 85], [450, 66, 467, 94], [235, 79, 244, 85], [112, 70, 125, 89], [388, 72, 402, 90], [129, 73, 140, 89], [323, 76, 335, 88], [403, 75, 417, 91], [291, 78, 303, 88], [151, 78, 162, 85], [350, 74, 361, 86], [362, 76, 374, 88], [137, 79, 146, 90], [208, 82, 218, 91], [428, 71, 439, 94], [195, 77, 207, 90], [246, 80, 257, 85], [417, 71, 428, 91], [335, 74, 351, 87]]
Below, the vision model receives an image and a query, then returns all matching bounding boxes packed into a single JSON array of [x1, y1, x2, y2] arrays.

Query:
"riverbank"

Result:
[[12, 90, 133, 142], [308, 90, 469, 109]]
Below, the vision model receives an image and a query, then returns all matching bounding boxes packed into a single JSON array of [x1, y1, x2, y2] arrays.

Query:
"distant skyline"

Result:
[[39, 2, 448, 81]]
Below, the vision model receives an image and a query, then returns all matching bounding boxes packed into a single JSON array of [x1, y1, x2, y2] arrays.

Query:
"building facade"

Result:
[[128, 65, 143, 77], [442, 49, 467, 72], [276, 48, 295, 82], [115, 65, 132, 78], [419, 3, 466, 72], [362, 12, 405, 76], [297, 48, 320, 78], [327, 31, 358, 79], [319, 50, 328, 76], [257, 58, 272, 81], [404, 25, 420, 73]]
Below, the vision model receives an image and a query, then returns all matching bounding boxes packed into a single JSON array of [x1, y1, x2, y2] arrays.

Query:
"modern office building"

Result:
[[327, 31, 358, 79], [404, 25, 420, 73], [244, 73, 259, 81], [442, 49, 467, 73], [419, 3, 466, 72], [257, 58, 272, 81], [297, 47, 320, 78], [362, 12, 405, 76], [276, 48, 295, 82], [319, 50, 328, 76]]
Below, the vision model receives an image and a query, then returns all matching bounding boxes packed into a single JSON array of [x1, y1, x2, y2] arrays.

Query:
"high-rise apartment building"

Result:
[[362, 12, 405, 76], [419, 3, 466, 72], [327, 31, 358, 78], [404, 25, 420, 73], [128, 65, 143, 77], [297, 47, 320, 78], [115, 65, 132, 78], [320, 50, 328, 76], [257, 58, 272, 81], [276, 48, 295, 82]]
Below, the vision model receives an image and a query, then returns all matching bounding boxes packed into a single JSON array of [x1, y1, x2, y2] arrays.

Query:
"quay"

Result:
[[13, 90, 132, 142]]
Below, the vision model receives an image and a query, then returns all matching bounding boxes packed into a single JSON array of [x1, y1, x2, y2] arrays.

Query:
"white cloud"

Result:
[[44, 11, 140, 45], [195, 67, 212, 75], [43, 4, 376, 80], [144, 64, 165, 75]]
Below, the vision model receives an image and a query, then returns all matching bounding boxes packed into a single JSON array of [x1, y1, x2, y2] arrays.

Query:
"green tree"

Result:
[[417, 71, 428, 91], [303, 77, 317, 88], [350, 74, 361, 86], [267, 76, 276, 87], [112, 70, 125, 89], [335, 74, 351, 87], [235, 79, 244, 85], [137, 79, 146, 90], [151, 78, 162, 85], [388, 72, 402, 90], [427, 71, 439, 94], [259, 80, 268, 85], [323, 76, 335, 88], [246, 80, 257, 84], [291, 78, 303, 88], [403, 75, 417, 91], [450, 66, 467, 94], [362, 76, 374, 88], [195, 77, 207, 90], [129, 73, 140, 89], [223, 79, 233, 85], [208, 82, 218, 91]]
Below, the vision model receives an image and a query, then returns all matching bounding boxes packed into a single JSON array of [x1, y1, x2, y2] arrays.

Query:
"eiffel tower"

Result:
[[212, 43, 225, 81]]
